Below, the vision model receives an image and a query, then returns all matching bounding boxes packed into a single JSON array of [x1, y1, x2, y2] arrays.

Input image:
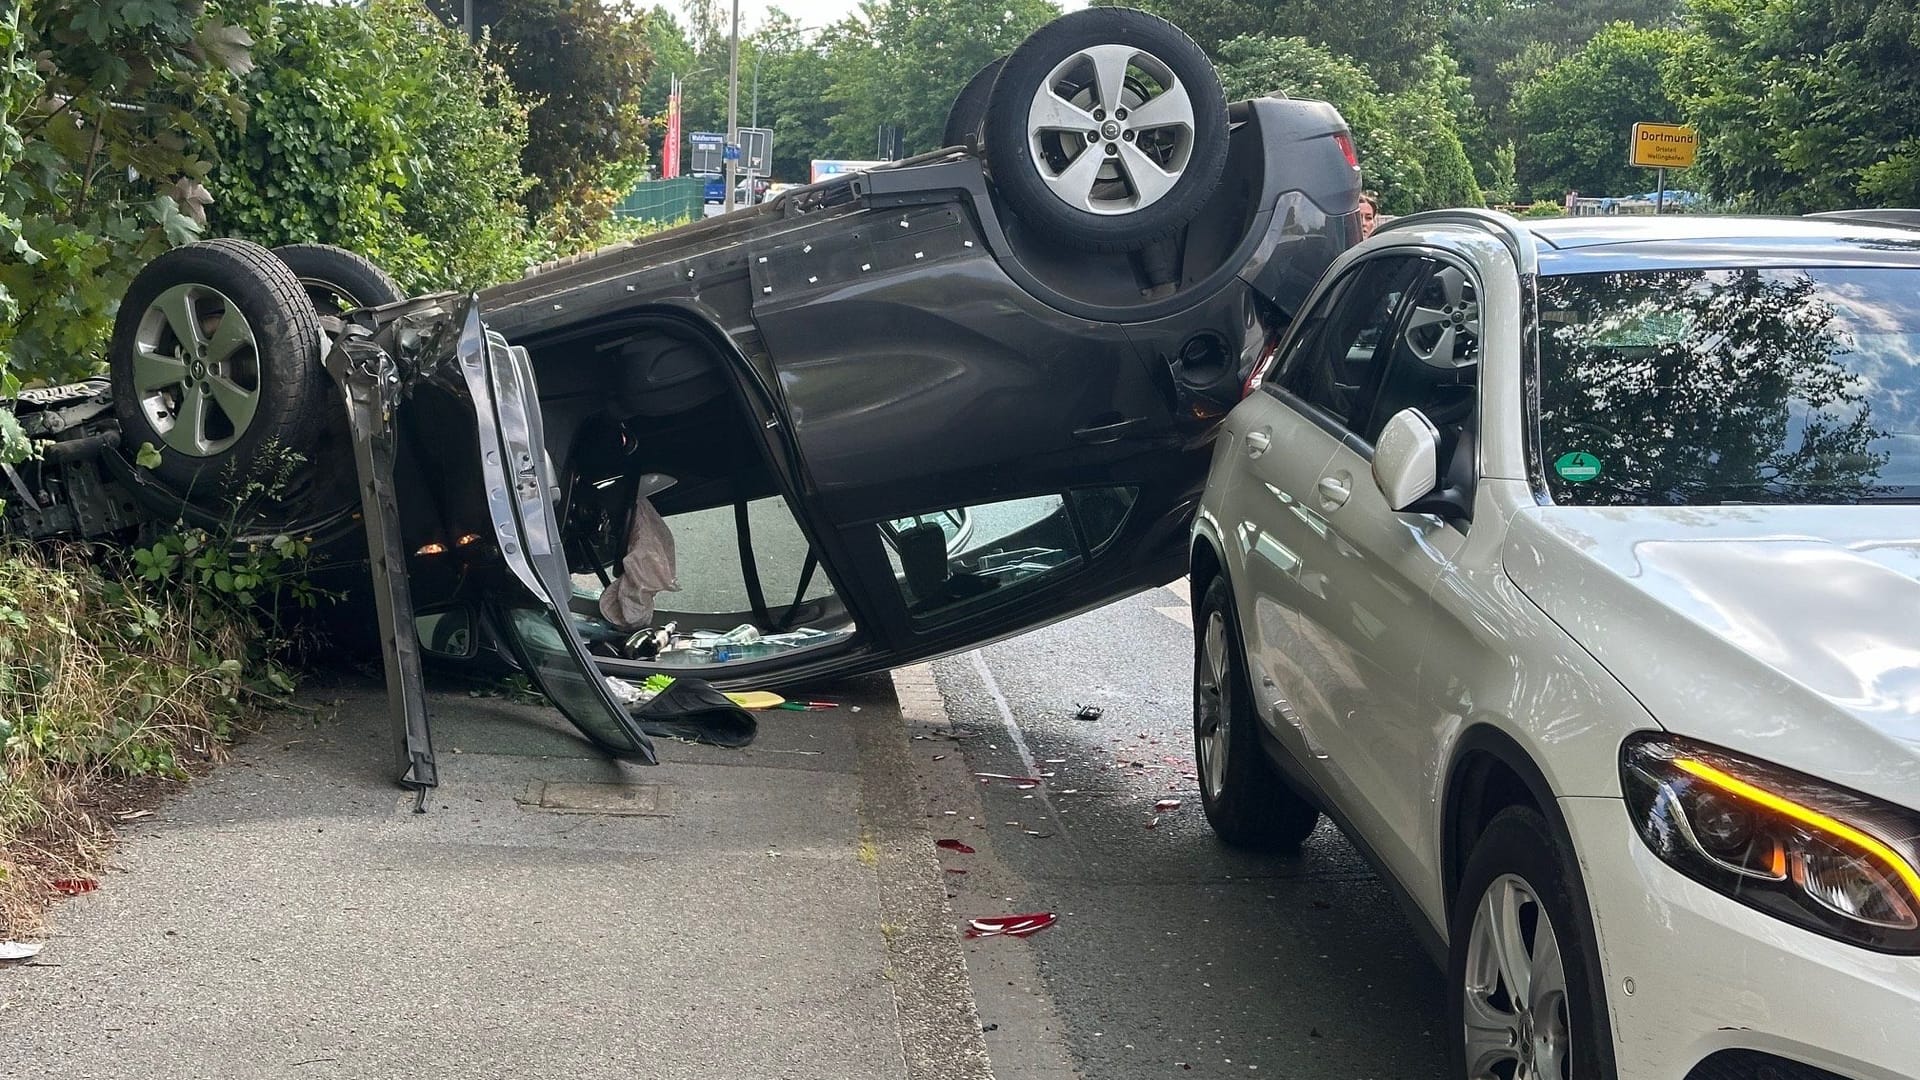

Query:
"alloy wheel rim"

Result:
[[1025, 44, 1195, 215], [132, 283, 263, 458], [1195, 609, 1230, 800], [1405, 265, 1480, 368], [1462, 873, 1572, 1080]]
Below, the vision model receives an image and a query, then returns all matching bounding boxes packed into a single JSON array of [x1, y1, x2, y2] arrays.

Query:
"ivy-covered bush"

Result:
[[211, 0, 533, 293]]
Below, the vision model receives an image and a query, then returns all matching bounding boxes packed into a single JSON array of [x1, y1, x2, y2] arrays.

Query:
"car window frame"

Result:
[[1353, 253, 1486, 449], [1265, 252, 1431, 449]]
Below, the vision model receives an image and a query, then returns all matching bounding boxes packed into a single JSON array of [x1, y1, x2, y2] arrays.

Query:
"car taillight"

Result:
[[1243, 333, 1282, 399], [1332, 131, 1359, 171]]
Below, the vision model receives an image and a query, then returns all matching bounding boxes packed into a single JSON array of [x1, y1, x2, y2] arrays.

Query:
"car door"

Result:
[[379, 300, 658, 783], [744, 203, 1262, 667], [1224, 253, 1425, 774], [1284, 257, 1479, 889]]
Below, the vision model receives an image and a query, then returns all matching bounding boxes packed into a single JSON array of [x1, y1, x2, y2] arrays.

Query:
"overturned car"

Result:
[[2, 9, 1360, 792]]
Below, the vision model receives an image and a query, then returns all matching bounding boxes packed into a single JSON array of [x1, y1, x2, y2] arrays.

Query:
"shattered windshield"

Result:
[[1536, 266, 1920, 506]]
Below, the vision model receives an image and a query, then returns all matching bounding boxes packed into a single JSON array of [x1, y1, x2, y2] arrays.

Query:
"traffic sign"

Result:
[[1630, 123, 1697, 169], [738, 127, 773, 175], [689, 131, 725, 175]]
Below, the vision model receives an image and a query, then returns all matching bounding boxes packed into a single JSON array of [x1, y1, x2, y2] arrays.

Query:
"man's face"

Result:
[[1359, 201, 1377, 238]]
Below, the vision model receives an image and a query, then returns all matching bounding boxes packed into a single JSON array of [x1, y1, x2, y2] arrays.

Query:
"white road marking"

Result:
[[1155, 576, 1192, 628]]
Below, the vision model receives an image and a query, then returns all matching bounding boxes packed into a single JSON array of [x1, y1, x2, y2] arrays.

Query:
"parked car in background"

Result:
[[3, 8, 1363, 794], [1190, 209, 1920, 1080]]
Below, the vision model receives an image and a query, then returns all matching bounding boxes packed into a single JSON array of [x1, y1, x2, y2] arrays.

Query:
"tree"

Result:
[[1509, 23, 1684, 199], [211, 1, 532, 292], [1129, 0, 1450, 90], [1667, 0, 1920, 211], [1216, 34, 1481, 213], [826, 0, 1059, 160], [453, 0, 656, 215], [746, 16, 846, 180], [1448, 0, 1680, 128]]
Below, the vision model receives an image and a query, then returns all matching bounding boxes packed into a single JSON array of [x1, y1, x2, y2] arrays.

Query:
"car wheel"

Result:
[[271, 243, 405, 316], [1449, 806, 1617, 1080], [943, 56, 1004, 150], [1194, 574, 1322, 851], [109, 238, 336, 516], [984, 7, 1228, 252]]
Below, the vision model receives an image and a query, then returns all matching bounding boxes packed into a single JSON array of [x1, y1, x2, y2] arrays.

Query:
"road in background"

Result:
[[927, 581, 1448, 1079]]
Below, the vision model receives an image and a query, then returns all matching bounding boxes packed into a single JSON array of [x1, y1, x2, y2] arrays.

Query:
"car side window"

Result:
[[1360, 260, 1480, 447], [1277, 255, 1426, 431]]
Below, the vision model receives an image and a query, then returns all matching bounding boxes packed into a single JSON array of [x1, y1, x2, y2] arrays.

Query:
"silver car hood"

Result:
[[1502, 504, 1920, 810]]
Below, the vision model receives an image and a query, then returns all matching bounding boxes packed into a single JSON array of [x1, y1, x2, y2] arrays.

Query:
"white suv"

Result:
[[1189, 210, 1920, 1080]]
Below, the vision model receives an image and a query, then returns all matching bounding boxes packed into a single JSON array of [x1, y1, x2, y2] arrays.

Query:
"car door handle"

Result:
[[1073, 417, 1147, 444], [1245, 429, 1272, 458], [1316, 475, 1351, 510]]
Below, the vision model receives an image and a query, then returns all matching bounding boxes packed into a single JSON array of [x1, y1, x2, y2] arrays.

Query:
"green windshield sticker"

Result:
[[1554, 451, 1603, 483]]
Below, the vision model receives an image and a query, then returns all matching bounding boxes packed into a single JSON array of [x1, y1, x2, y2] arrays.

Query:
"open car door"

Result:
[[332, 297, 655, 793]]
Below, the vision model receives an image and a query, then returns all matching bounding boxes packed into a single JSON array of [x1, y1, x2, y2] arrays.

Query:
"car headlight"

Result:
[[1621, 733, 1920, 954]]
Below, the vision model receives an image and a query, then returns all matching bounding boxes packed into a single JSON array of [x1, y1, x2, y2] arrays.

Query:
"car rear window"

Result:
[[1535, 266, 1920, 506]]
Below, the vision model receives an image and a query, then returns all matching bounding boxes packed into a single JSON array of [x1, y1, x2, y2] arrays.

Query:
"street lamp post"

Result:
[[723, 0, 739, 213]]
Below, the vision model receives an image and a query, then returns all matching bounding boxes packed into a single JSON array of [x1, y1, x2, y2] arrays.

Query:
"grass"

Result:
[[0, 541, 296, 938]]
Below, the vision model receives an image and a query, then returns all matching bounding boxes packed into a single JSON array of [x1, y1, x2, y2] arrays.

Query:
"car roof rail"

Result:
[[1805, 208, 1920, 231], [1375, 208, 1538, 275]]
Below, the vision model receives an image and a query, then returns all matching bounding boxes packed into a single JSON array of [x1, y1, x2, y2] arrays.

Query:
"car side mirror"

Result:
[[1372, 408, 1442, 512], [415, 606, 477, 660]]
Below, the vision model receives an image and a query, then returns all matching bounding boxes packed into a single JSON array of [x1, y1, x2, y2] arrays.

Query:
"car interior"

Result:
[[519, 317, 858, 670]]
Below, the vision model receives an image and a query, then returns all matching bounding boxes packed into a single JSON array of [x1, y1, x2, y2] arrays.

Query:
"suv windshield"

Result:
[[1536, 266, 1920, 506]]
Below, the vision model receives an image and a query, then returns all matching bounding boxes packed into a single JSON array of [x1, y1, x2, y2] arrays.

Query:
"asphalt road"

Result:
[[927, 580, 1449, 1080]]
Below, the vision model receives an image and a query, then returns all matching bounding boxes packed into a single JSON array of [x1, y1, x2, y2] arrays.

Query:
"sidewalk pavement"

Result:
[[0, 673, 994, 1080]]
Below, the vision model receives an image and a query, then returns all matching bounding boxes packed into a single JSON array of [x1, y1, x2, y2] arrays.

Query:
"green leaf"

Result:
[[135, 442, 164, 469], [198, 19, 257, 77]]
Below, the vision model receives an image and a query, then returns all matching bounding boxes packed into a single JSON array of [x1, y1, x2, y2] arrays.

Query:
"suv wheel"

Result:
[[983, 7, 1228, 251], [1194, 574, 1321, 851], [109, 238, 336, 517], [272, 243, 405, 316], [1450, 806, 1617, 1080]]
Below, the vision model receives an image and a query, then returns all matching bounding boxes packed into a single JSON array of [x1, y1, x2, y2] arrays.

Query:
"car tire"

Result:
[[109, 238, 335, 516], [271, 243, 405, 316], [943, 56, 1004, 150], [1449, 806, 1618, 1080], [1194, 574, 1322, 851], [984, 7, 1228, 252]]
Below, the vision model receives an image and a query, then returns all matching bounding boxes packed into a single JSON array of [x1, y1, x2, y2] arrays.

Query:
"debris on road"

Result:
[[975, 772, 1043, 789], [964, 912, 1058, 939], [50, 878, 98, 895], [1155, 798, 1183, 812], [0, 941, 45, 960], [1074, 704, 1103, 722], [936, 839, 976, 854]]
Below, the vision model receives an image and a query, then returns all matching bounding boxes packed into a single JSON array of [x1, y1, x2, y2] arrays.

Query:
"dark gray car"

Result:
[[3, 9, 1362, 792]]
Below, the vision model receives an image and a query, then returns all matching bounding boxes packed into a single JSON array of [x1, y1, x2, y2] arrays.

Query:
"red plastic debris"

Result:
[[1154, 798, 1183, 812], [965, 912, 1058, 939], [50, 879, 97, 895], [936, 839, 976, 854]]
